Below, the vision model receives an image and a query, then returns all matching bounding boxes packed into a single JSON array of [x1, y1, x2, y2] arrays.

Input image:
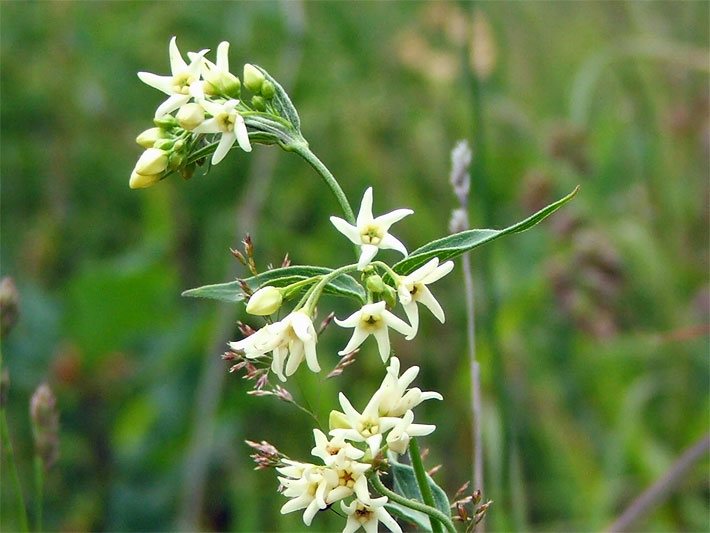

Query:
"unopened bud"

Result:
[[153, 138, 175, 151], [176, 103, 205, 131], [261, 80, 275, 99], [365, 275, 386, 293], [245, 286, 283, 316], [251, 95, 266, 111], [0, 277, 20, 337], [30, 383, 59, 470], [135, 148, 168, 175], [329, 410, 350, 431], [243, 63, 265, 93], [153, 115, 178, 129], [383, 285, 398, 309], [136, 127, 166, 149], [205, 71, 241, 99]]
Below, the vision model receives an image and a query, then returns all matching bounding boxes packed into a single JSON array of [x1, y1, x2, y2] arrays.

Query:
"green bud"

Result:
[[329, 410, 350, 431], [181, 163, 196, 181], [246, 286, 283, 316], [243, 63, 265, 93], [260, 80, 275, 99], [365, 274, 386, 293], [251, 95, 266, 111], [205, 71, 241, 99], [168, 151, 185, 171], [153, 138, 175, 151], [153, 115, 178, 129], [136, 127, 166, 149], [383, 285, 398, 309]]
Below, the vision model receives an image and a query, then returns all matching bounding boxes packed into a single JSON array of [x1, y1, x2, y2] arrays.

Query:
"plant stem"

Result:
[[0, 410, 29, 532], [408, 438, 445, 533], [289, 141, 356, 224], [370, 472, 456, 533], [33, 454, 43, 532], [303, 264, 358, 313]]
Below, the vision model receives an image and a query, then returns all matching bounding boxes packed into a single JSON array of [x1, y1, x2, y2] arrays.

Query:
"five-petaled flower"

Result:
[[138, 36, 208, 118], [330, 187, 413, 270], [335, 301, 413, 362], [396, 257, 454, 339], [228, 311, 319, 381], [341, 496, 403, 533], [376, 357, 443, 417], [194, 99, 252, 165]]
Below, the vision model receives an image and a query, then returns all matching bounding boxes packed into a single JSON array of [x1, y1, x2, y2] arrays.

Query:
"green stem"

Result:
[[288, 141, 356, 224], [371, 261, 401, 283], [0, 411, 28, 532], [409, 438, 444, 533], [33, 454, 43, 532], [370, 472, 456, 533], [303, 264, 359, 313]]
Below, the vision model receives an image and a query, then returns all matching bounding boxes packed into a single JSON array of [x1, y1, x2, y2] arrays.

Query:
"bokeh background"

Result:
[[1, 1, 708, 531]]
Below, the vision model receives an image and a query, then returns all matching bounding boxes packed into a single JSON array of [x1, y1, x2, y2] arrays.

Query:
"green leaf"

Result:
[[393, 187, 579, 275], [384, 502, 432, 532], [181, 266, 365, 304], [255, 65, 301, 133], [388, 452, 451, 519]]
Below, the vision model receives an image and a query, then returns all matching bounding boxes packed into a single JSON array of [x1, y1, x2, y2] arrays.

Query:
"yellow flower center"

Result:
[[215, 110, 236, 133], [361, 224, 383, 245]]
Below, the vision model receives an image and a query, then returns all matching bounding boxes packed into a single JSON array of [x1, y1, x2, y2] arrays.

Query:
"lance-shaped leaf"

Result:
[[181, 266, 365, 304], [393, 186, 579, 275], [386, 451, 451, 524]]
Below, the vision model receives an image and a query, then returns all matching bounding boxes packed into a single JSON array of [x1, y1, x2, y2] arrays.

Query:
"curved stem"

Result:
[[370, 472, 456, 533], [303, 264, 359, 313], [409, 438, 444, 533], [288, 141, 356, 224]]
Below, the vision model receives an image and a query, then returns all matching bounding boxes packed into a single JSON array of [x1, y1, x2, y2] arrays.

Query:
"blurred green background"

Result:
[[1, 1, 708, 531]]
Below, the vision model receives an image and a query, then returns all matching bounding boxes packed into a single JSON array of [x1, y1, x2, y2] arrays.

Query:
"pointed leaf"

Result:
[[388, 452, 451, 518], [384, 502, 432, 532], [181, 266, 365, 303], [393, 187, 579, 275]]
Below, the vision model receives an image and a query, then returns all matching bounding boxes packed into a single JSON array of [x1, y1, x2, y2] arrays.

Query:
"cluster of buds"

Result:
[[129, 37, 283, 189], [275, 357, 441, 532]]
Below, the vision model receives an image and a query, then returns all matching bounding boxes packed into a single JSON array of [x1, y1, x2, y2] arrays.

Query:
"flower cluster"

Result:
[[229, 187, 454, 380], [277, 357, 440, 531], [129, 37, 278, 189]]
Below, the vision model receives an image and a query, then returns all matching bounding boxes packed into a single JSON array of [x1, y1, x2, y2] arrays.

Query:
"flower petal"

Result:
[[372, 327, 391, 362], [330, 217, 361, 245], [382, 310, 413, 337], [379, 233, 408, 256], [416, 286, 445, 323], [155, 93, 190, 118], [137, 72, 174, 95], [212, 131, 237, 165], [421, 260, 454, 284], [401, 302, 419, 340], [357, 244, 379, 270], [356, 187, 374, 227], [235, 114, 252, 152], [216, 41, 230, 71], [168, 36, 187, 74], [338, 327, 369, 355], [373, 208, 413, 231]]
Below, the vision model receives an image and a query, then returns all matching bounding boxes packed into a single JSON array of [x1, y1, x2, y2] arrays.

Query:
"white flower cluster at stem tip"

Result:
[[230, 187, 454, 380], [130, 37, 262, 189], [277, 357, 441, 532]]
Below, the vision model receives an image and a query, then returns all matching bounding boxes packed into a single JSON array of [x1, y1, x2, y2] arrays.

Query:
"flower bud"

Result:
[[205, 71, 241, 99], [383, 285, 398, 309], [30, 383, 59, 470], [135, 148, 168, 176], [0, 277, 20, 337], [365, 274, 386, 294], [153, 115, 178, 129], [176, 103, 205, 131], [246, 286, 283, 316], [243, 63, 265, 93], [251, 95, 266, 111], [260, 80, 275, 99], [136, 127, 166, 149], [129, 170, 161, 189]]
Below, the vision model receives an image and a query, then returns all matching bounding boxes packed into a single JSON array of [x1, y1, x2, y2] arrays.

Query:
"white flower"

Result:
[[324, 451, 372, 505], [330, 187, 413, 270], [396, 257, 454, 339], [385, 409, 436, 455], [376, 357, 442, 417], [330, 391, 400, 456], [277, 460, 336, 526], [193, 98, 251, 165], [341, 497, 402, 533], [335, 301, 413, 363], [138, 36, 208, 118], [228, 311, 318, 381], [311, 429, 365, 466]]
